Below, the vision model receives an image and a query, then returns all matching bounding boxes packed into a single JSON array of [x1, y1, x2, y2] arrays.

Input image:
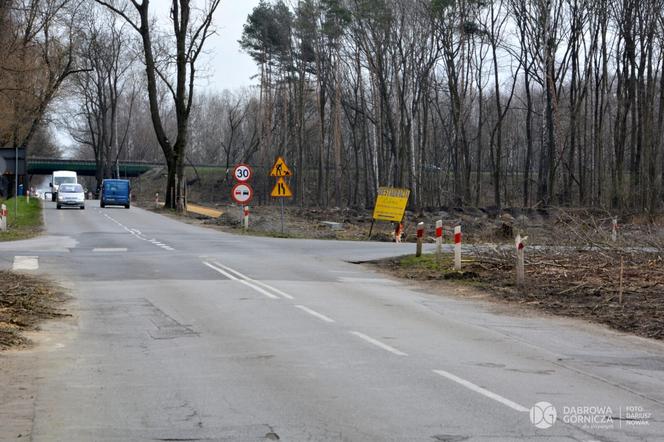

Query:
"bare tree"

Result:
[[95, 0, 221, 211]]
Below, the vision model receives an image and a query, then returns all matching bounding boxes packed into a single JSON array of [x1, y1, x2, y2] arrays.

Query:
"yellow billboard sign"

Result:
[[372, 187, 410, 222]]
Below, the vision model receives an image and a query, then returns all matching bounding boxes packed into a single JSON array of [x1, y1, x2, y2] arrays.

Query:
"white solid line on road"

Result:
[[211, 261, 295, 300], [349, 331, 408, 356], [247, 279, 295, 300], [433, 369, 529, 413], [93, 248, 128, 252], [203, 261, 240, 280], [295, 305, 335, 323], [13, 256, 39, 271], [203, 261, 279, 299]]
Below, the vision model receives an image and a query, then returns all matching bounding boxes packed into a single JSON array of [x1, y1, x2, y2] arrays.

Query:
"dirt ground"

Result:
[[0, 271, 69, 350]]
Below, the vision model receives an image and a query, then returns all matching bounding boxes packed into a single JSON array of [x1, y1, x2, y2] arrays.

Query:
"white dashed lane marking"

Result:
[[101, 212, 174, 251], [433, 369, 529, 413], [295, 305, 335, 323], [13, 256, 39, 271], [93, 248, 128, 252], [349, 331, 408, 356]]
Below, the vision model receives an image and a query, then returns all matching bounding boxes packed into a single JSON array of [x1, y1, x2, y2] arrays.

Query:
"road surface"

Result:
[[1, 202, 663, 441]]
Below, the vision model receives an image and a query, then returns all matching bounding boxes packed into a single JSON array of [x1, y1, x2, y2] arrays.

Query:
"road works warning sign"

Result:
[[372, 187, 410, 222], [269, 157, 292, 177]]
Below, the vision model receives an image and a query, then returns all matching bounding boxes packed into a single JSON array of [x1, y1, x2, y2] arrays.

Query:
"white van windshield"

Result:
[[54, 176, 76, 186]]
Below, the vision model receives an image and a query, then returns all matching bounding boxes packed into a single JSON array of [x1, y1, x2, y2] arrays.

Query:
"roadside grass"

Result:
[[388, 253, 480, 282], [0, 196, 43, 241]]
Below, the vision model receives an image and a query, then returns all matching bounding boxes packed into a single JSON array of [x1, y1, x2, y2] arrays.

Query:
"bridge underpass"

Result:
[[27, 158, 159, 177]]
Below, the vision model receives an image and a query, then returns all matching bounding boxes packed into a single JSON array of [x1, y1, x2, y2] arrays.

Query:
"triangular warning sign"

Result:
[[271, 177, 293, 197], [269, 156, 292, 177]]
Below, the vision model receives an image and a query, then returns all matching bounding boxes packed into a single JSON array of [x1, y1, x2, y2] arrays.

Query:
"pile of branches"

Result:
[[0, 271, 69, 350], [471, 246, 664, 340], [551, 209, 664, 252]]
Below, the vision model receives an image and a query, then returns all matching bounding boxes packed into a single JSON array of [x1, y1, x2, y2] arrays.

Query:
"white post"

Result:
[[454, 225, 462, 270], [416, 222, 424, 257], [243, 205, 249, 231], [155, 192, 159, 208], [0, 204, 7, 232], [435, 220, 443, 258], [516, 234, 526, 286], [26, 189, 30, 204], [612, 218, 618, 242]]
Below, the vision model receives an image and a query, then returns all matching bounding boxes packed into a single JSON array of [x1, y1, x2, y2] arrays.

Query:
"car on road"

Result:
[[50, 170, 78, 202], [56, 183, 85, 210], [100, 179, 131, 208]]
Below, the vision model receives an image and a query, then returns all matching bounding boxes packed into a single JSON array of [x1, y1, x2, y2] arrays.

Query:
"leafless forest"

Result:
[[2, 0, 664, 212]]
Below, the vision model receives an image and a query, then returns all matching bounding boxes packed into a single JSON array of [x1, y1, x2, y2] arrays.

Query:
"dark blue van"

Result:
[[100, 179, 131, 208]]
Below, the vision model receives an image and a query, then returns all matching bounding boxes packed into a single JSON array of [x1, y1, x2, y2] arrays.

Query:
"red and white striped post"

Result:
[[515, 234, 526, 286], [243, 205, 250, 231], [416, 222, 425, 257], [0, 204, 7, 232], [435, 220, 443, 257], [612, 218, 618, 242], [454, 225, 462, 270]]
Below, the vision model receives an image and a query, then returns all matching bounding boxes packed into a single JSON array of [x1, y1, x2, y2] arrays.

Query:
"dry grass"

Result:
[[0, 271, 69, 350]]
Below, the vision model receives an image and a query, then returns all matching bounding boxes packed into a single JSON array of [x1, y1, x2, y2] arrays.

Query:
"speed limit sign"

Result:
[[233, 164, 252, 182]]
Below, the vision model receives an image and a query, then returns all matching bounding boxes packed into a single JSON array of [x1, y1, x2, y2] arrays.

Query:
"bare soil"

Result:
[[0, 271, 69, 350]]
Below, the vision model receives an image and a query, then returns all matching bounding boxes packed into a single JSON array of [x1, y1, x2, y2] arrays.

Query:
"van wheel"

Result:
[[125, 204, 130, 209], [100, 202, 105, 208], [80, 205, 85, 210], [56, 204, 61, 209]]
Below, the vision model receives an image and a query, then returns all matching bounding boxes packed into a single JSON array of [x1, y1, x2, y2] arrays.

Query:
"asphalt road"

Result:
[[1, 201, 663, 441]]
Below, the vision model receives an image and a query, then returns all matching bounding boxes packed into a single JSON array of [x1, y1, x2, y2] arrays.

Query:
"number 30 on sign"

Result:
[[233, 164, 252, 182]]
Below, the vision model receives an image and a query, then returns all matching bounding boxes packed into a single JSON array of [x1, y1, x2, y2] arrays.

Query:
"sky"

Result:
[[55, 1, 261, 151], [206, 1, 261, 91], [152, 0, 261, 92]]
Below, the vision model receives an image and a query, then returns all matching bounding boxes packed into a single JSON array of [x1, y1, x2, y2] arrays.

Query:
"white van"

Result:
[[50, 170, 78, 202]]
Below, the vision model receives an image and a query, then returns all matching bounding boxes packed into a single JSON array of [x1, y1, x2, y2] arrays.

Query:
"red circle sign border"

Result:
[[231, 182, 254, 204], [233, 164, 253, 182]]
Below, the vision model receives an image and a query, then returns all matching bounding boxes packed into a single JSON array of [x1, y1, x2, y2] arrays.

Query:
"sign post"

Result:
[[269, 156, 293, 234], [515, 234, 527, 286], [416, 222, 424, 257], [435, 220, 443, 258], [370, 187, 410, 240], [0, 204, 7, 232], [232, 164, 254, 231], [243, 206, 250, 231], [454, 225, 462, 270]]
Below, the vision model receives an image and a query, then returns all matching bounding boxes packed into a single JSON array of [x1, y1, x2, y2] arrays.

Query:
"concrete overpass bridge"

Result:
[[27, 158, 161, 177]]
